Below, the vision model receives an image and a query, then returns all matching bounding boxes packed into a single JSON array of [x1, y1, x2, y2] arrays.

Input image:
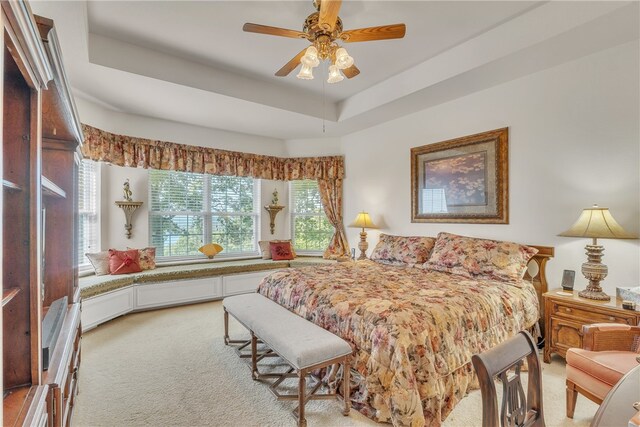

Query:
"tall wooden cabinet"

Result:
[[2, 2, 83, 426]]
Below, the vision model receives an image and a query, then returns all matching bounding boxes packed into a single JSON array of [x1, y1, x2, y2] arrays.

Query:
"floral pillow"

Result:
[[423, 232, 538, 282], [128, 247, 156, 270], [370, 234, 436, 267], [108, 249, 142, 275]]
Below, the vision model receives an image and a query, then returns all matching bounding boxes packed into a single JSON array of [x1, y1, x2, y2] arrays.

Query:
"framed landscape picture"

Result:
[[411, 128, 508, 223]]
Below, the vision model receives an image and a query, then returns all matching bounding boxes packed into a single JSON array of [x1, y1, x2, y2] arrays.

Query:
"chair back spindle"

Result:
[[472, 331, 545, 427]]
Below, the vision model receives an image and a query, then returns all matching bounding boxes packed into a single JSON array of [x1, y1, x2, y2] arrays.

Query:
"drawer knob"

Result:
[[608, 316, 615, 321], [565, 308, 572, 313]]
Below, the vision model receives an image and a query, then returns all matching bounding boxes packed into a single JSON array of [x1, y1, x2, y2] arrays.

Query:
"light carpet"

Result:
[[73, 300, 598, 427]]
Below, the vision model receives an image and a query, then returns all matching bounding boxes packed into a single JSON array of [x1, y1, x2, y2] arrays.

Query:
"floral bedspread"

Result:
[[257, 260, 539, 427]]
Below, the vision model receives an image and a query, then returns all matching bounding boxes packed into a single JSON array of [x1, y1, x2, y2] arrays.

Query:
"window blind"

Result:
[[289, 180, 334, 253], [77, 160, 99, 267], [149, 170, 258, 259]]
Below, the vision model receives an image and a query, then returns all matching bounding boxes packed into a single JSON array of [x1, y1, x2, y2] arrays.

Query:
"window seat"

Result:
[[79, 257, 336, 331]]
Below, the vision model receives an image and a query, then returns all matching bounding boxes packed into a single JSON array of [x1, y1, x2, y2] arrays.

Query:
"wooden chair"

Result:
[[566, 323, 640, 418], [472, 331, 545, 427]]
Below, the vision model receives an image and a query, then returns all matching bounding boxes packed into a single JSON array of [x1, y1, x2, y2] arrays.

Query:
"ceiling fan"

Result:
[[243, 0, 406, 83]]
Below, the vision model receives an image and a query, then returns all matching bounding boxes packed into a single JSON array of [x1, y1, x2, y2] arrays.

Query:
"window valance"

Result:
[[81, 124, 345, 181]]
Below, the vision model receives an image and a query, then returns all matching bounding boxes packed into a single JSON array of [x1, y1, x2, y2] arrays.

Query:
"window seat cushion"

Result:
[[79, 257, 335, 299]]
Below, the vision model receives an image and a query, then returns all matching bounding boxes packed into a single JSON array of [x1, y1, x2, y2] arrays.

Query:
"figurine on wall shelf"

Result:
[[123, 179, 133, 202], [271, 189, 279, 206]]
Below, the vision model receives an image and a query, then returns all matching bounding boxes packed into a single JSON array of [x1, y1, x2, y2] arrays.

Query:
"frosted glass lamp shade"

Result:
[[349, 212, 377, 230], [198, 243, 223, 259], [334, 47, 354, 70], [297, 64, 314, 80], [327, 65, 344, 83], [301, 46, 320, 67]]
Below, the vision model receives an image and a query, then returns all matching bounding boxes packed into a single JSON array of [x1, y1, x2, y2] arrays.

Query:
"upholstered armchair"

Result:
[[566, 323, 640, 418]]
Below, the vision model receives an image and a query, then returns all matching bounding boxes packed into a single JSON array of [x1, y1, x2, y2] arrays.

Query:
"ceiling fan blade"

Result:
[[341, 24, 406, 43], [318, 0, 342, 32], [243, 23, 307, 39], [343, 64, 360, 79], [275, 48, 308, 77]]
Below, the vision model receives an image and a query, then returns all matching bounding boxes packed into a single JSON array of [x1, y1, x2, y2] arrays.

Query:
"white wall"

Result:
[[341, 40, 640, 295], [285, 137, 343, 157], [77, 99, 293, 252]]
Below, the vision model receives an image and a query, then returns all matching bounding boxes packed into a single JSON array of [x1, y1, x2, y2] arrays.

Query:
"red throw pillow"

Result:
[[108, 249, 142, 275], [269, 241, 294, 261]]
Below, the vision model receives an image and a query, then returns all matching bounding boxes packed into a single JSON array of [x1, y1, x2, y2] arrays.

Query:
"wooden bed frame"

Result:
[[525, 245, 555, 337]]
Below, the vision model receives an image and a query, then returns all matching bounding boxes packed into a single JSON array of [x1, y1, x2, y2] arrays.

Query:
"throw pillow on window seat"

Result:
[[259, 240, 297, 260], [128, 246, 156, 270], [109, 249, 142, 275], [85, 250, 111, 275], [269, 241, 295, 261]]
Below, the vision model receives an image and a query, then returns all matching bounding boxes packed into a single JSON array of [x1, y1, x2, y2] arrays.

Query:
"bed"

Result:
[[256, 234, 552, 427]]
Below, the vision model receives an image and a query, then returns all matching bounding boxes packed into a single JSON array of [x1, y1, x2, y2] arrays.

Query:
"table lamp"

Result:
[[559, 205, 637, 301], [349, 212, 378, 260]]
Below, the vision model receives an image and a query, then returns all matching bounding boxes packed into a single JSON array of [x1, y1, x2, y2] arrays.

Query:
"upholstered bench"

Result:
[[223, 293, 352, 427]]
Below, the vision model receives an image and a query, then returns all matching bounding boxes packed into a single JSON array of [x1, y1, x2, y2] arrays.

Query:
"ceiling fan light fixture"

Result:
[[334, 47, 354, 70], [297, 64, 314, 80], [327, 64, 344, 83], [301, 46, 320, 67]]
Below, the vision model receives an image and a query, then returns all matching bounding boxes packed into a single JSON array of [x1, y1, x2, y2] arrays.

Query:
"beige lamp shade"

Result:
[[559, 205, 636, 239], [349, 212, 378, 230]]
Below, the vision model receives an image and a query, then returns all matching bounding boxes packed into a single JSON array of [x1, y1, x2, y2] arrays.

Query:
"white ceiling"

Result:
[[87, 1, 538, 101], [30, 1, 639, 140]]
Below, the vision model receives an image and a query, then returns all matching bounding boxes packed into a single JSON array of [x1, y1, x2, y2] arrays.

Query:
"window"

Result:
[[289, 180, 334, 253], [77, 160, 100, 268], [149, 170, 259, 259]]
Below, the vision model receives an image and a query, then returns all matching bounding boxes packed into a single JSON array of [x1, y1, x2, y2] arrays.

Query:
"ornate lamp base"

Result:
[[578, 287, 611, 301], [357, 230, 369, 260], [578, 244, 611, 301]]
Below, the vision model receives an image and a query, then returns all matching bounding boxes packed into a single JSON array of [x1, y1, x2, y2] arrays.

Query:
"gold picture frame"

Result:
[[411, 128, 508, 223]]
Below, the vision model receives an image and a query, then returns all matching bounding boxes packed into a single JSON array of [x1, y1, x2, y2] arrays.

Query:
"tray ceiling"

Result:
[[30, 1, 639, 139]]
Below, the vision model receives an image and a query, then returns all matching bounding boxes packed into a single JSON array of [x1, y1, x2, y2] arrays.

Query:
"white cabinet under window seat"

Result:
[[81, 271, 272, 332]]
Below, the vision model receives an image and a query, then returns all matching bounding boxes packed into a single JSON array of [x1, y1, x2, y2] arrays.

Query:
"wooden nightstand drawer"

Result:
[[551, 301, 636, 324]]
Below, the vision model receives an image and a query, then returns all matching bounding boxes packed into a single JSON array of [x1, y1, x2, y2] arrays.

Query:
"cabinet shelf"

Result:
[[3, 179, 23, 192], [42, 176, 66, 198], [3, 385, 31, 426], [2, 287, 21, 307]]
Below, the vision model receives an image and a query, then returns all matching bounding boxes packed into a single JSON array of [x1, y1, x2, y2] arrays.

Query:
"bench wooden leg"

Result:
[[223, 308, 230, 345], [251, 332, 259, 380], [298, 369, 307, 427], [342, 359, 350, 416]]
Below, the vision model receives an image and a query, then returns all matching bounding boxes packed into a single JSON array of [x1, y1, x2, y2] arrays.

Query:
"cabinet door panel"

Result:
[[550, 317, 583, 356]]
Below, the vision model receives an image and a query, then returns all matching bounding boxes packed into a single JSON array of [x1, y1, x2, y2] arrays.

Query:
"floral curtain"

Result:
[[317, 179, 350, 259], [81, 124, 344, 181]]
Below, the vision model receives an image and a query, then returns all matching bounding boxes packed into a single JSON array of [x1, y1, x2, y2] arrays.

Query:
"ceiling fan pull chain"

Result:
[[322, 63, 326, 133]]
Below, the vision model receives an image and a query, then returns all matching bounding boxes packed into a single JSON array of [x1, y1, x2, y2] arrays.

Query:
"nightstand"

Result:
[[543, 288, 640, 363]]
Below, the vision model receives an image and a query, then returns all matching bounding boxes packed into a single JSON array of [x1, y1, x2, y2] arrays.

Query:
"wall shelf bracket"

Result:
[[115, 201, 143, 239], [263, 205, 284, 235]]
